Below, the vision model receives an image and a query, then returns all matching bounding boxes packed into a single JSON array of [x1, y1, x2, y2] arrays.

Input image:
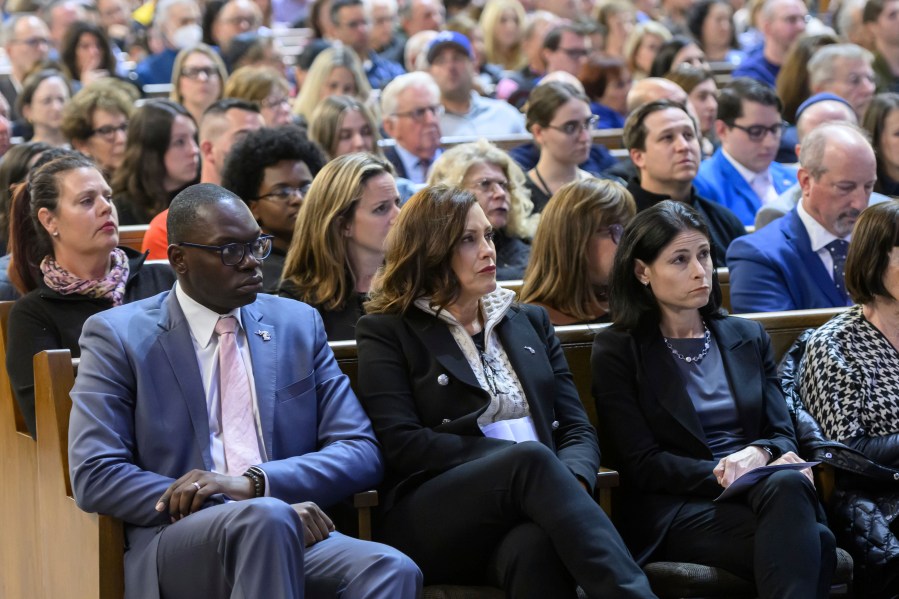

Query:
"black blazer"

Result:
[[383, 146, 408, 180], [356, 303, 600, 512], [591, 315, 799, 563]]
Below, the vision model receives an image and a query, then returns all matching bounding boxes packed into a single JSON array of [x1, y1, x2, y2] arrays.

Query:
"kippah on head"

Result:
[[795, 92, 854, 121], [167, 183, 243, 245]]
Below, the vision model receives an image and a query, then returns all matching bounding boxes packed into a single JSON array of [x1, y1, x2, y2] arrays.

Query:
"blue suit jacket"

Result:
[[68, 290, 383, 598], [726, 208, 851, 313], [694, 148, 797, 226]]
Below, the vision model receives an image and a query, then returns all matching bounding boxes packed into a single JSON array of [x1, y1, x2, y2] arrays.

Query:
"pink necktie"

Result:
[[215, 316, 262, 476]]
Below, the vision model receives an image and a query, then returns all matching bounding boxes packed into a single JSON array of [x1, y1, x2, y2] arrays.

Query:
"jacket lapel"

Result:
[[636, 323, 710, 454], [157, 291, 214, 470], [242, 303, 277, 459], [709, 318, 763, 439], [783, 210, 845, 306], [407, 309, 483, 391]]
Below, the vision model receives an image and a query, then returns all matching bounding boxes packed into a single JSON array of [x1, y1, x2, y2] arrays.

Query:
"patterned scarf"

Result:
[[40, 248, 130, 306]]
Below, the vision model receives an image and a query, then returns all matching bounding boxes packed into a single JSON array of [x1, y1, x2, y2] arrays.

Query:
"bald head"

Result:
[[626, 77, 688, 113], [796, 100, 857, 143], [538, 70, 585, 92]]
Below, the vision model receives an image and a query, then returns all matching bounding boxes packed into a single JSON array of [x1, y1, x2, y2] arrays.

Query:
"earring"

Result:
[[52, 231, 59, 237]]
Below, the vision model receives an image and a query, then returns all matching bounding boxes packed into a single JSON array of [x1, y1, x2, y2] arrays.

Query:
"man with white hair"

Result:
[[728, 122, 877, 312], [733, 0, 808, 86], [807, 44, 876, 119], [0, 15, 51, 120], [135, 0, 202, 86], [381, 71, 443, 183]]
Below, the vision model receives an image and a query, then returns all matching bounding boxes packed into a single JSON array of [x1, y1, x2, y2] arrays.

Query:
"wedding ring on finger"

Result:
[[192, 481, 202, 491]]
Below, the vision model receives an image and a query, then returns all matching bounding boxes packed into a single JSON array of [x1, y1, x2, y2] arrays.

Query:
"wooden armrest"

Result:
[[354, 490, 378, 541], [815, 463, 836, 505], [595, 468, 619, 489]]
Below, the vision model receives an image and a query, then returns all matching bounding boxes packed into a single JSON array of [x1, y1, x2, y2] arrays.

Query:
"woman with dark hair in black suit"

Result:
[[355, 185, 655, 598], [592, 200, 836, 599]]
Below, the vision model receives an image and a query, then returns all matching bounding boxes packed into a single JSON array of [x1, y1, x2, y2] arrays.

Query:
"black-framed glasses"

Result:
[[90, 122, 128, 140], [727, 121, 787, 141], [598, 223, 624, 245], [393, 104, 444, 122], [181, 66, 219, 80], [178, 235, 274, 266], [547, 115, 599, 136], [256, 184, 311, 202]]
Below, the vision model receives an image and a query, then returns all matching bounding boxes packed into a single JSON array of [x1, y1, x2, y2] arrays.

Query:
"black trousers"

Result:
[[662, 469, 836, 599], [379, 442, 657, 599]]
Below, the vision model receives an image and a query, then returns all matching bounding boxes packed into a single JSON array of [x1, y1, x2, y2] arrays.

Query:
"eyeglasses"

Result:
[[598, 223, 624, 245], [778, 13, 811, 24], [557, 47, 589, 60], [393, 104, 444, 121], [223, 15, 259, 27], [12, 36, 50, 48], [256, 184, 311, 202], [90, 122, 128, 140], [727, 121, 786, 141], [547, 115, 599, 136], [181, 66, 220, 80], [260, 95, 290, 109], [469, 178, 510, 193], [177, 234, 274, 266]]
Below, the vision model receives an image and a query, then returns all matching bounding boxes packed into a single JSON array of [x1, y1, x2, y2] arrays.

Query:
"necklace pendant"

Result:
[[685, 356, 692, 363]]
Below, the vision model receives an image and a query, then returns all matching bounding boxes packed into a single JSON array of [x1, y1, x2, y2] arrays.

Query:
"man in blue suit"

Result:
[[727, 123, 876, 313], [694, 78, 797, 226], [68, 184, 421, 599]]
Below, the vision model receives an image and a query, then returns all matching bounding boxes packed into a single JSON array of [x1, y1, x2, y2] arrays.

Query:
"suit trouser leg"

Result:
[[156, 497, 304, 599], [380, 442, 656, 599], [302, 531, 422, 599], [662, 470, 835, 599]]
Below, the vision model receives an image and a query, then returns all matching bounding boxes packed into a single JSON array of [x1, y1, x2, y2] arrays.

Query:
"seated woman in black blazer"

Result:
[[355, 185, 655, 598], [592, 200, 836, 599]]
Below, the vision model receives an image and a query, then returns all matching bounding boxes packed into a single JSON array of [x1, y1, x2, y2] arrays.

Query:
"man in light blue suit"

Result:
[[694, 78, 797, 226], [727, 123, 876, 313], [68, 184, 422, 599]]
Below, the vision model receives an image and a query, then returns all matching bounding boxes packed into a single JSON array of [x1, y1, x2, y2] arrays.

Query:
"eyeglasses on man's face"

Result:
[[728, 120, 787, 141], [547, 115, 599, 136], [393, 104, 444, 122], [255, 184, 312, 202], [178, 235, 274, 266]]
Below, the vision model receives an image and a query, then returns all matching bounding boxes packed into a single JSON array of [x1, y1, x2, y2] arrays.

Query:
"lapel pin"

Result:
[[437, 374, 449, 386], [523, 346, 535, 354], [255, 330, 271, 342]]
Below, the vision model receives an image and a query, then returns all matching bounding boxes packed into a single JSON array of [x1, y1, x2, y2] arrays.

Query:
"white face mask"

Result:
[[169, 23, 202, 49]]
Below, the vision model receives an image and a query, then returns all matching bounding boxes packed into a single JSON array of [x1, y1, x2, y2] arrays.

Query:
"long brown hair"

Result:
[[365, 185, 476, 315]]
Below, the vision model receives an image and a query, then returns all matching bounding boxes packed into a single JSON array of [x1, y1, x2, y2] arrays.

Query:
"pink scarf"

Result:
[[40, 248, 130, 306]]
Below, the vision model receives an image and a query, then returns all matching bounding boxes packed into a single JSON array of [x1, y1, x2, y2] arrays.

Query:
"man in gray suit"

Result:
[[68, 184, 421, 599]]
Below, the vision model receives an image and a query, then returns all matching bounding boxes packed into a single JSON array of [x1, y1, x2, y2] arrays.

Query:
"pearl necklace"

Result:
[[663, 322, 711, 364]]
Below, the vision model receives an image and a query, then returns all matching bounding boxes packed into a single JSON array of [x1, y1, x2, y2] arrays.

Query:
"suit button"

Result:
[[441, 419, 451, 424], [551, 420, 560, 430], [437, 374, 449, 386]]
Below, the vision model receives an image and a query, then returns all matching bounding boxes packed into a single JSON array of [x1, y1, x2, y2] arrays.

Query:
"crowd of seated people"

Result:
[[4, 0, 899, 595]]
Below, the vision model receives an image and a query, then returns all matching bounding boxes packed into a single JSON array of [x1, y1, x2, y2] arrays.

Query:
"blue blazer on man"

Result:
[[68, 290, 383, 599], [726, 208, 851, 313], [694, 148, 797, 226]]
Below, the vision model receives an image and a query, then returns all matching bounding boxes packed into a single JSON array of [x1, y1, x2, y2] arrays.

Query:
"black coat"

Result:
[[355, 303, 600, 512], [591, 315, 799, 563], [6, 248, 176, 437], [781, 331, 899, 598]]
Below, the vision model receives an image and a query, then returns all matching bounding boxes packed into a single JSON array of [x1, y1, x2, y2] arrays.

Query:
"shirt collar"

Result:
[[721, 148, 769, 184], [175, 282, 244, 349], [796, 198, 848, 252], [393, 143, 441, 180]]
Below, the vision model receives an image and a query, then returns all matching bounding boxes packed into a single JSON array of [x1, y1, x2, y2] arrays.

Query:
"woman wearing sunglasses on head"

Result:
[[521, 178, 635, 325], [524, 82, 599, 213], [428, 139, 538, 281]]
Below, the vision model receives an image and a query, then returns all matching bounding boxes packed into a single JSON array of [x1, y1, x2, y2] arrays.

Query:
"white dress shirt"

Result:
[[721, 149, 780, 206], [796, 199, 851, 279], [175, 283, 267, 474]]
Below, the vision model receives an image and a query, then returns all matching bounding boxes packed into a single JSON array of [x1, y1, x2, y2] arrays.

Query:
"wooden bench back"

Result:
[[118, 224, 149, 253], [0, 300, 41, 598], [718, 267, 731, 313], [34, 350, 124, 599]]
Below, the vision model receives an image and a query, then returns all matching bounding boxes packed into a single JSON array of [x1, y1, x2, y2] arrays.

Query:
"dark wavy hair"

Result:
[[59, 21, 117, 83], [687, 0, 737, 51], [365, 185, 477, 315], [649, 36, 697, 78], [845, 201, 899, 304], [0, 141, 52, 251], [609, 200, 722, 329], [221, 125, 326, 203]]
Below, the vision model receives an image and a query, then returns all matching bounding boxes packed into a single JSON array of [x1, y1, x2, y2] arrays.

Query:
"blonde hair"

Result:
[[292, 45, 372, 120], [623, 21, 672, 77], [281, 153, 394, 310], [170, 44, 228, 105], [480, 0, 527, 70], [520, 178, 636, 321], [223, 65, 290, 103], [427, 139, 537, 239], [308, 95, 383, 159]]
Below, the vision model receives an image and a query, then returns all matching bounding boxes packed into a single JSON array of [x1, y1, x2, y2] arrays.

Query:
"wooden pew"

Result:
[[34, 350, 124, 599], [717, 267, 731, 313], [118, 224, 149, 253], [0, 301, 42, 599]]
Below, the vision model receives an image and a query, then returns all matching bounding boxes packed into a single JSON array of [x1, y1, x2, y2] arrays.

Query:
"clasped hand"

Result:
[[714, 448, 814, 489]]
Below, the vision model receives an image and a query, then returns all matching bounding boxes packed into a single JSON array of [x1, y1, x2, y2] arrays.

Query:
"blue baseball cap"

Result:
[[795, 92, 854, 121], [426, 31, 473, 64]]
